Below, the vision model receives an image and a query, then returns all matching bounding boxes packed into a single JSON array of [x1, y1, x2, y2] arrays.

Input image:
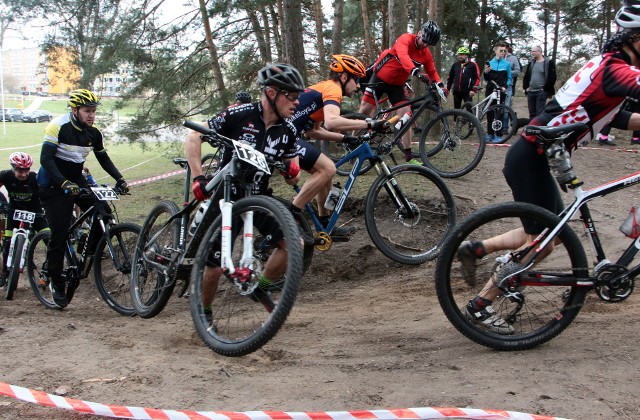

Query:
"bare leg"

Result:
[[292, 154, 335, 218]]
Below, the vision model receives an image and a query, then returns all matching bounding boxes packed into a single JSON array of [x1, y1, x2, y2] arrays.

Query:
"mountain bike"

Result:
[[323, 77, 485, 178], [130, 121, 303, 357], [128, 150, 226, 318], [3, 206, 45, 300], [461, 80, 517, 144], [435, 122, 640, 350], [27, 186, 139, 314], [296, 127, 456, 265]]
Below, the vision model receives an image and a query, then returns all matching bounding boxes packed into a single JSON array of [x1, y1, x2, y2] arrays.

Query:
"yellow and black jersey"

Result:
[[37, 113, 117, 188]]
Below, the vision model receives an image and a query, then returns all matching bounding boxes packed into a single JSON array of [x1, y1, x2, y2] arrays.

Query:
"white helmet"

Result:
[[616, 0, 640, 31]]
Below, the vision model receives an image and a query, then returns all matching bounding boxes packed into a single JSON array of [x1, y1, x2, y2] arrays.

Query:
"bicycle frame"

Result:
[[524, 170, 640, 282], [470, 87, 501, 120], [298, 138, 414, 235]]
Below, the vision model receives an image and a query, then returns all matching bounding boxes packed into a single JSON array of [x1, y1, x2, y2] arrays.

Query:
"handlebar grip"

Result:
[[183, 120, 213, 135], [387, 115, 400, 125]]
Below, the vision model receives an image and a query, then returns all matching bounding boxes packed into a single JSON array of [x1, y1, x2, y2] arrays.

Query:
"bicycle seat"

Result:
[[173, 158, 189, 168], [523, 123, 588, 145]]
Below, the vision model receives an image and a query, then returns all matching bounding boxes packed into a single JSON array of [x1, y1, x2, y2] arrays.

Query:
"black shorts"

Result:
[[295, 139, 322, 171], [362, 73, 410, 107], [502, 137, 563, 234]]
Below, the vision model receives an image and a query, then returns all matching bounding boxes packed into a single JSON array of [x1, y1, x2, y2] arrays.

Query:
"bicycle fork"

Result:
[[374, 162, 418, 219]]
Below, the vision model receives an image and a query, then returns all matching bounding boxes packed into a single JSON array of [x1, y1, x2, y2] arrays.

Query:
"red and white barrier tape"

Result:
[[128, 169, 186, 187], [0, 381, 570, 420]]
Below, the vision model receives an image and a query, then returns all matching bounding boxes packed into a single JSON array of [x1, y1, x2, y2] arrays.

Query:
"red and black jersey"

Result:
[[532, 51, 640, 151]]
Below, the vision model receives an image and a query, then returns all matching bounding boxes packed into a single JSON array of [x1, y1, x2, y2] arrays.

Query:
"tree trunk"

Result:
[[552, 0, 560, 63], [247, 9, 269, 63], [282, 0, 307, 81], [261, 8, 273, 62], [198, 0, 226, 95], [428, 0, 441, 75], [360, 0, 373, 64], [388, 0, 408, 47], [381, 1, 389, 49], [332, 0, 344, 54], [269, 4, 283, 61], [313, 0, 327, 72], [478, 0, 488, 66]]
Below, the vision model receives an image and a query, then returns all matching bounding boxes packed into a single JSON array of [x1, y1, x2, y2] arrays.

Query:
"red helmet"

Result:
[[9, 152, 33, 170]]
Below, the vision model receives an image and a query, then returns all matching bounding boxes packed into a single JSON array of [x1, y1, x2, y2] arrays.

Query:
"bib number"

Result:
[[232, 140, 271, 175], [13, 210, 36, 223], [91, 187, 119, 201]]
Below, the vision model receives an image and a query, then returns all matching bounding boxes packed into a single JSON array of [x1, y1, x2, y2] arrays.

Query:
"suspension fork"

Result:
[[373, 161, 417, 218]]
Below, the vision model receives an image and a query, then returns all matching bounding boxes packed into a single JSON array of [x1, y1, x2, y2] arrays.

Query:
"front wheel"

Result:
[[364, 164, 456, 264], [94, 223, 141, 316], [190, 195, 303, 357], [434, 202, 589, 350], [480, 104, 518, 144], [130, 200, 181, 318], [27, 231, 59, 309], [6, 235, 25, 300], [418, 109, 486, 178]]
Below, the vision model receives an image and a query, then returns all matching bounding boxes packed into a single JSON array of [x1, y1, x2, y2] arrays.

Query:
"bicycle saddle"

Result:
[[173, 158, 189, 168], [523, 123, 588, 144]]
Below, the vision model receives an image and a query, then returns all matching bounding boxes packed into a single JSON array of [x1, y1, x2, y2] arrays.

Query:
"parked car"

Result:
[[21, 110, 53, 123], [1, 108, 25, 122]]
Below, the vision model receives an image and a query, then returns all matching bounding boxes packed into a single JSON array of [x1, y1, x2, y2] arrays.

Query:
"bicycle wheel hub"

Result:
[[396, 202, 420, 227]]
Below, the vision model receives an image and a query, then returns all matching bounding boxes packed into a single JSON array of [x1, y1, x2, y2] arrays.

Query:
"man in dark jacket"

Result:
[[446, 46, 480, 110], [523, 45, 557, 119]]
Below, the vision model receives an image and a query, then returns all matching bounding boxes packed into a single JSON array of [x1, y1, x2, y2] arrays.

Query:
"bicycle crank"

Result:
[[594, 263, 634, 302], [314, 232, 332, 251]]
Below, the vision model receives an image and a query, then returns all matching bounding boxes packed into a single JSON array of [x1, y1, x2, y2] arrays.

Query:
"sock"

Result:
[[318, 215, 330, 227], [258, 273, 273, 288], [289, 203, 303, 215], [469, 240, 487, 258], [470, 296, 492, 310], [203, 304, 212, 314], [404, 148, 413, 160]]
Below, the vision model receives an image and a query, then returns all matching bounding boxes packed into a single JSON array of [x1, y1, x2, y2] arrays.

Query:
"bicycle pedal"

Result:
[[329, 235, 351, 242]]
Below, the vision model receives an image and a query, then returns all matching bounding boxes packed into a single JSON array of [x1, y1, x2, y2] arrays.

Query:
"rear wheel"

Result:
[[435, 202, 589, 350], [130, 200, 181, 318], [94, 223, 141, 316], [190, 195, 303, 357], [6, 235, 25, 300], [480, 104, 518, 144], [27, 231, 59, 309]]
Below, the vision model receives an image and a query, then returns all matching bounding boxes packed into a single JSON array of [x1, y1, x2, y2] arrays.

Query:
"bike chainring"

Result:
[[314, 232, 332, 251], [594, 263, 634, 302]]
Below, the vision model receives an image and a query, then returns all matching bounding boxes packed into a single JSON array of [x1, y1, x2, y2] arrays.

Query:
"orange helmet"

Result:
[[329, 54, 366, 78]]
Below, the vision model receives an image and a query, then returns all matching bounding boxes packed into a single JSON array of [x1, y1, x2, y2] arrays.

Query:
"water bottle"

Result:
[[86, 174, 97, 187], [394, 112, 412, 131], [620, 206, 640, 238], [189, 199, 211, 236], [324, 182, 341, 211], [546, 144, 576, 185]]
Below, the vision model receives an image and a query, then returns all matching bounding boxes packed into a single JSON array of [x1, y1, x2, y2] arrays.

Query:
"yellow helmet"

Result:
[[329, 54, 366, 78], [68, 89, 101, 108]]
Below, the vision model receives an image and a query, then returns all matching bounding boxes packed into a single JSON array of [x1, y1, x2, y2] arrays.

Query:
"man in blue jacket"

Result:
[[483, 42, 512, 143]]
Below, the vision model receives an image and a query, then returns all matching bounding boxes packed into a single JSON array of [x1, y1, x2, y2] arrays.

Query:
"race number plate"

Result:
[[232, 139, 271, 175], [91, 186, 119, 201], [13, 209, 36, 223]]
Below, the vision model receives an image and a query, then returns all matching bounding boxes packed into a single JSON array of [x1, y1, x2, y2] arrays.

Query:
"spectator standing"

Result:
[[446, 46, 480, 110], [483, 42, 512, 143], [505, 44, 521, 100], [522, 45, 557, 119]]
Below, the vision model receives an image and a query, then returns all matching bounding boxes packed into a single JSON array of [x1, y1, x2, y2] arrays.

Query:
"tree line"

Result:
[[0, 0, 622, 140]]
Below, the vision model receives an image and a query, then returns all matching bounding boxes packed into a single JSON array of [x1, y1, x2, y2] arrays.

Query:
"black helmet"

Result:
[[420, 21, 441, 45], [235, 91, 252, 104], [616, 0, 640, 31], [257, 63, 305, 92]]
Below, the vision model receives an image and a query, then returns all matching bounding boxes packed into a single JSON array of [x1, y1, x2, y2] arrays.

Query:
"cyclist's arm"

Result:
[[322, 104, 368, 133], [40, 142, 67, 188], [94, 149, 123, 181], [185, 127, 206, 178], [393, 34, 419, 74]]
